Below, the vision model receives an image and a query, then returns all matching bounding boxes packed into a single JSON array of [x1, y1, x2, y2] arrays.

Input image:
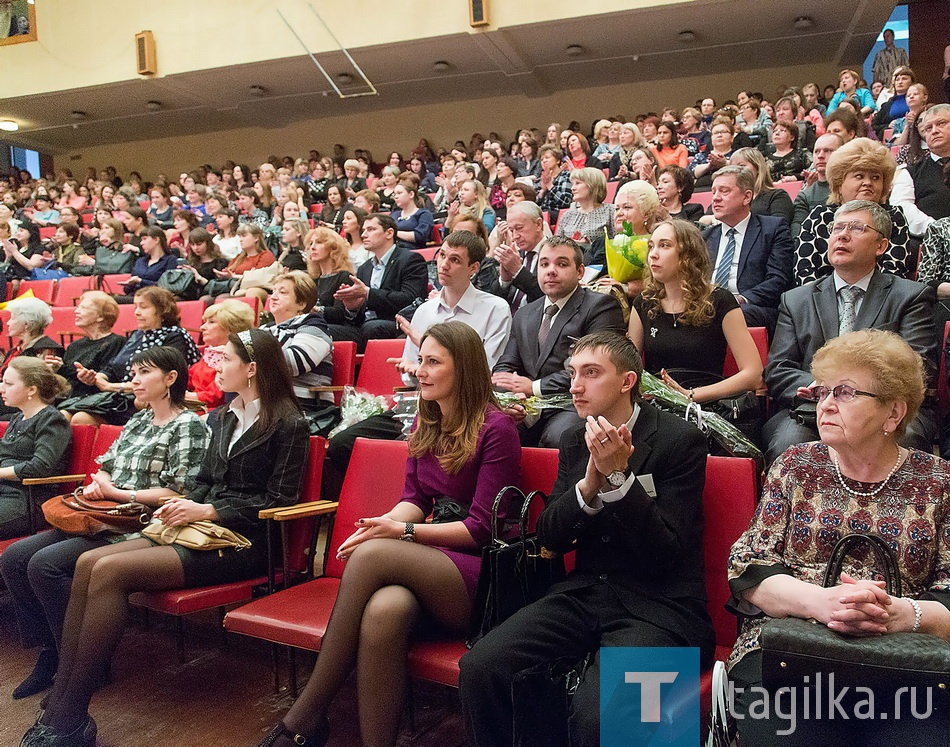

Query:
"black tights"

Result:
[[40, 538, 185, 733], [281, 538, 471, 747]]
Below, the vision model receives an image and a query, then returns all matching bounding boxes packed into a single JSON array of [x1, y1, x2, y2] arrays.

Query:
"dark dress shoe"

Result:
[[257, 717, 329, 747], [13, 648, 58, 700], [19, 715, 96, 747]]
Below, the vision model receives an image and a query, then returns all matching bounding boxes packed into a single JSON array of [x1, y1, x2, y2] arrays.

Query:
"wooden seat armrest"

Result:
[[310, 385, 344, 393], [22, 473, 87, 486], [258, 500, 339, 521]]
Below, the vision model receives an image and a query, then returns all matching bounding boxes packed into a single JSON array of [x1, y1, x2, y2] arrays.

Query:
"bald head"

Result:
[[812, 133, 844, 180]]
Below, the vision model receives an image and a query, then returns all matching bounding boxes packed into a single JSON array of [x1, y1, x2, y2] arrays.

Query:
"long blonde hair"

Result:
[[408, 322, 498, 474], [459, 179, 491, 223]]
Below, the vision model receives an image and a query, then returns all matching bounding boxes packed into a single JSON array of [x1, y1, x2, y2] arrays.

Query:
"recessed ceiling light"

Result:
[[793, 16, 814, 30], [0, 120, 18, 132], [678, 30, 696, 43], [565, 44, 585, 57], [70, 110, 87, 121], [336, 73, 354, 84], [146, 100, 162, 112], [433, 61, 451, 72]]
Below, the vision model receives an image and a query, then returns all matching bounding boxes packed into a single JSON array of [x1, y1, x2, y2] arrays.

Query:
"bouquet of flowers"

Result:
[[604, 222, 648, 282], [495, 392, 575, 415]]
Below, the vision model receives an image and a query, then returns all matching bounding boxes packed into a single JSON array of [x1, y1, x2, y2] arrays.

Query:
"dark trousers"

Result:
[[0, 529, 110, 650], [326, 319, 399, 352], [518, 408, 582, 449], [459, 583, 681, 747]]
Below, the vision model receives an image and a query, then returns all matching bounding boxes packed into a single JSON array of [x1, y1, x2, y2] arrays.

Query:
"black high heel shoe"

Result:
[[257, 717, 329, 747], [19, 715, 96, 747]]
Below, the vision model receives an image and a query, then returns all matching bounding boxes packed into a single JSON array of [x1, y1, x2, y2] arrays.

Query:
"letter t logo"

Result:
[[624, 672, 678, 722]]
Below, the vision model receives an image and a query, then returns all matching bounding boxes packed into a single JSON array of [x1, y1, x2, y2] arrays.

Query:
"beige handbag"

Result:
[[143, 519, 252, 551], [233, 263, 280, 294]]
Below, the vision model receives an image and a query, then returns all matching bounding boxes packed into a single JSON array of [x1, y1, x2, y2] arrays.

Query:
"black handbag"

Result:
[[93, 245, 135, 275], [157, 267, 200, 301], [466, 486, 566, 648], [761, 533, 950, 701]]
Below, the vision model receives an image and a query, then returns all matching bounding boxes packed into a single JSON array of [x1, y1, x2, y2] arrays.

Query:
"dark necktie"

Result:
[[538, 304, 559, 349], [510, 250, 535, 311]]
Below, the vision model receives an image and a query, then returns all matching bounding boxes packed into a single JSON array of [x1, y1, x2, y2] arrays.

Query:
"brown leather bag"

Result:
[[41, 488, 152, 536]]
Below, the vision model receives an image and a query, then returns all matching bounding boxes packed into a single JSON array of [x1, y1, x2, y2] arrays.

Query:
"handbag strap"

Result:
[[821, 533, 902, 597], [519, 490, 547, 543], [490, 485, 527, 545]]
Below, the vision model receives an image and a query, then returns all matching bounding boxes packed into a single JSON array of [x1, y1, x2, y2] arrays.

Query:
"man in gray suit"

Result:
[[493, 236, 625, 447], [763, 200, 938, 464]]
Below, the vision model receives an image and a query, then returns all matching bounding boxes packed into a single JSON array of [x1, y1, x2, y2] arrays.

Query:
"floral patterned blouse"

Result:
[[726, 442, 950, 670]]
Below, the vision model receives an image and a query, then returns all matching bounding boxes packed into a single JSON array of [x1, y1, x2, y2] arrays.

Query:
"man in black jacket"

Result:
[[326, 213, 428, 350], [461, 331, 713, 747]]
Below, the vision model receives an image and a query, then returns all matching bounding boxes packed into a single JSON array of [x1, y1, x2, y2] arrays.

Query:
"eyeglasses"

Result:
[[829, 221, 887, 237], [236, 329, 255, 361], [807, 384, 879, 403]]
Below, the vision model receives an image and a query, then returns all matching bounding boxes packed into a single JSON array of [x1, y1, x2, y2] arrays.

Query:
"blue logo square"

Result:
[[600, 647, 700, 747]]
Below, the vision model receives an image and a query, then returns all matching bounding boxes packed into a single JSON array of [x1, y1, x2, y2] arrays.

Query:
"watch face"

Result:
[[608, 471, 626, 487]]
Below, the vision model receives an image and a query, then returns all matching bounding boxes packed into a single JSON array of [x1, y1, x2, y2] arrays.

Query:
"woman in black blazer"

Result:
[[20, 330, 310, 747]]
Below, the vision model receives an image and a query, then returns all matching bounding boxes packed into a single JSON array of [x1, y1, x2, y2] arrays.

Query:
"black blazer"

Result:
[[538, 403, 714, 658], [493, 287, 625, 393], [188, 407, 310, 543], [487, 243, 544, 307], [765, 270, 938, 409], [352, 246, 428, 324], [704, 213, 794, 310]]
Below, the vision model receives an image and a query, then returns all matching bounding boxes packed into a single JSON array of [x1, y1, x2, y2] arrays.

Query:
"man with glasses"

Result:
[[762, 199, 938, 464], [891, 104, 950, 237]]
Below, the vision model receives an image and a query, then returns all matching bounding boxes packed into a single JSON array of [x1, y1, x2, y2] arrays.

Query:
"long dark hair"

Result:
[[130, 345, 188, 407], [228, 328, 301, 431]]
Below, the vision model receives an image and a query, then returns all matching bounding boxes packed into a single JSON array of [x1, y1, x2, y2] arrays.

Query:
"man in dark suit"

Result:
[[461, 332, 714, 747], [763, 199, 938, 464], [487, 200, 546, 311], [328, 213, 428, 350], [704, 165, 794, 331], [492, 236, 625, 447]]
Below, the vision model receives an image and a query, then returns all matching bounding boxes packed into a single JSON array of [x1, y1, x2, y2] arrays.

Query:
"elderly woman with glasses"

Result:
[[725, 329, 950, 746], [794, 138, 911, 285]]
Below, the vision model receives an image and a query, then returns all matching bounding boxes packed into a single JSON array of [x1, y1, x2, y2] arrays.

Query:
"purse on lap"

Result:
[[761, 533, 950, 702], [41, 487, 152, 536], [142, 518, 251, 552]]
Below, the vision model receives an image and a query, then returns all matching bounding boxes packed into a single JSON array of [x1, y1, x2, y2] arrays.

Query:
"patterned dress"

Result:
[[726, 442, 950, 670]]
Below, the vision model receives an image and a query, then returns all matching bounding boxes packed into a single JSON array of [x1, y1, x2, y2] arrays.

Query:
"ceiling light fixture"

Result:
[[146, 100, 162, 112], [433, 61, 451, 72], [70, 110, 87, 121], [565, 44, 585, 57], [793, 16, 814, 30], [678, 30, 696, 43], [249, 85, 267, 97], [336, 73, 354, 84], [0, 120, 18, 132]]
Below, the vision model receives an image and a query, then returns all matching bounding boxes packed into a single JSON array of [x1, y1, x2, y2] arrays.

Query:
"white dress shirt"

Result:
[[575, 404, 642, 515], [713, 213, 752, 295]]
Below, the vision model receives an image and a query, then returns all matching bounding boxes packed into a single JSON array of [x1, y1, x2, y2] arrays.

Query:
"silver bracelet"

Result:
[[907, 597, 922, 633]]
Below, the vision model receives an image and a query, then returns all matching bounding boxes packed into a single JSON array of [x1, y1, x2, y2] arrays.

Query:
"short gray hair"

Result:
[[714, 165, 755, 193], [921, 104, 950, 130], [835, 200, 892, 238], [506, 200, 543, 222], [8, 297, 53, 336]]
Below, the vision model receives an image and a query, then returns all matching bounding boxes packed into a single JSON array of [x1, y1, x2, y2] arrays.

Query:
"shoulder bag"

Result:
[[466, 486, 566, 648], [157, 267, 200, 301], [142, 518, 251, 552], [41, 487, 152, 536], [94, 245, 135, 275], [761, 533, 950, 701]]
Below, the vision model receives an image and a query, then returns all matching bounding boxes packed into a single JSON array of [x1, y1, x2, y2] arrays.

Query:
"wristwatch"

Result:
[[400, 522, 415, 542], [606, 470, 628, 488]]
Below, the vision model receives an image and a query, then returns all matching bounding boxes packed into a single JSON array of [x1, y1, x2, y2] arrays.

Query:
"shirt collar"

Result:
[[722, 212, 752, 234], [229, 396, 261, 428], [437, 282, 477, 314], [625, 403, 642, 432], [544, 284, 579, 313], [374, 244, 397, 268], [833, 270, 874, 293]]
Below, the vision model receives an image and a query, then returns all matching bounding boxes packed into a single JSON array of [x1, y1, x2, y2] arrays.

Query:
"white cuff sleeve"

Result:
[[532, 380, 543, 397], [598, 471, 637, 504], [575, 483, 603, 515]]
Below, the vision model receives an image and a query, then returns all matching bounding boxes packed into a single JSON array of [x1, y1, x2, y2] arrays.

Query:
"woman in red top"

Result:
[[565, 132, 597, 170], [186, 300, 254, 410], [219, 223, 276, 280]]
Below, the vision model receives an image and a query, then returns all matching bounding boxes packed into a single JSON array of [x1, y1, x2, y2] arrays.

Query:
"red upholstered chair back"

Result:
[[67, 424, 98, 477], [702, 455, 759, 650], [283, 436, 328, 576], [330, 341, 357, 405], [722, 326, 768, 378], [323, 438, 409, 579], [355, 338, 407, 398], [84, 425, 124, 484], [519, 447, 559, 530]]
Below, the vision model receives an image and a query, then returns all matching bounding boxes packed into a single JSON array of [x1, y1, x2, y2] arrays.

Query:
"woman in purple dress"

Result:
[[260, 321, 521, 747]]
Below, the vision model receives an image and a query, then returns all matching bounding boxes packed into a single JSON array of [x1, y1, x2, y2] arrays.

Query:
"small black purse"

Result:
[[761, 533, 950, 701], [466, 485, 566, 648]]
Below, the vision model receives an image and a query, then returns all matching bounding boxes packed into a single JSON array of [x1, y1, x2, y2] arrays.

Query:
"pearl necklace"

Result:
[[832, 447, 903, 499]]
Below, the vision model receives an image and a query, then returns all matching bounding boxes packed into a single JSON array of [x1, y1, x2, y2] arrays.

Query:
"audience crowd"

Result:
[[3, 49, 950, 746]]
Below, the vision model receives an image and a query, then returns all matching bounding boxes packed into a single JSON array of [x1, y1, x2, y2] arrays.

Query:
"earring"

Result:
[[247, 377, 253, 389]]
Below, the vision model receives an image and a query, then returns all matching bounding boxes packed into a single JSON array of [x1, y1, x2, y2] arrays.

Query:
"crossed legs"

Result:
[[277, 538, 470, 747]]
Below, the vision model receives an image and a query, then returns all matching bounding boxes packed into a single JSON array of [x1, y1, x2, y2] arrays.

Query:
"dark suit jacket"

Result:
[[493, 287, 625, 393], [188, 407, 310, 543], [537, 403, 714, 656], [765, 270, 938, 409], [487, 243, 544, 307], [704, 213, 794, 310], [352, 245, 428, 325]]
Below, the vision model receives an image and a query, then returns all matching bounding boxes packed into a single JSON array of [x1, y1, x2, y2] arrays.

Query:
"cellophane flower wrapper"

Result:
[[639, 372, 762, 459], [328, 386, 388, 439], [604, 223, 648, 282], [495, 392, 574, 415]]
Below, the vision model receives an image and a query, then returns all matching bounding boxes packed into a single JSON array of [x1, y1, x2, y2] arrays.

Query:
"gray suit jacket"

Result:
[[765, 270, 937, 409], [493, 287, 625, 394]]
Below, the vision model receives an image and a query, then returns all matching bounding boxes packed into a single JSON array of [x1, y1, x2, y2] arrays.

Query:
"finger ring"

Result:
[[599, 438, 608, 444]]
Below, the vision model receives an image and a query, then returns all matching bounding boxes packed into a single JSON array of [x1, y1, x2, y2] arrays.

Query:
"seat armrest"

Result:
[[22, 473, 87, 486]]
